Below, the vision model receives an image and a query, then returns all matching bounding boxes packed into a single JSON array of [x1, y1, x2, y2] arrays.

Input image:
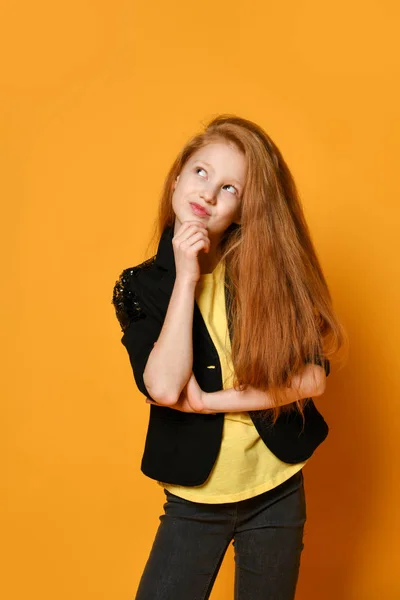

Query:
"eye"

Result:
[[224, 184, 238, 195], [195, 167, 238, 195]]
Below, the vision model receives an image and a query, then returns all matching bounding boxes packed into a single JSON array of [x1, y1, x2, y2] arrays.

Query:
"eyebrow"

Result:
[[195, 159, 244, 188]]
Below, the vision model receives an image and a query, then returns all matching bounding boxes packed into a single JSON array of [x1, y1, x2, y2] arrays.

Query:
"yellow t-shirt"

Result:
[[157, 259, 306, 503]]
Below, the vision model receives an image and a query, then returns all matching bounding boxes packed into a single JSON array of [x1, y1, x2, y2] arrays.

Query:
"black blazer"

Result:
[[112, 225, 330, 486]]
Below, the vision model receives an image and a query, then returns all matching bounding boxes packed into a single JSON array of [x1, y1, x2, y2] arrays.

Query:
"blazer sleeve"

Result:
[[112, 267, 163, 402]]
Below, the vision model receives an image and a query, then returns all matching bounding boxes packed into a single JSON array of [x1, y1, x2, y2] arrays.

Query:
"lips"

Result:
[[190, 202, 210, 216]]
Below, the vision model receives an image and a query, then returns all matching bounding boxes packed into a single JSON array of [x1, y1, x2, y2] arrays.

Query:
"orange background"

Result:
[[2, 1, 399, 598]]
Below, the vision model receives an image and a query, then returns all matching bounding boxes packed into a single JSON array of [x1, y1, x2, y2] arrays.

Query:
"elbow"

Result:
[[143, 362, 182, 406], [143, 386, 178, 406], [148, 389, 179, 406], [148, 393, 179, 406], [159, 394, 180, 406], [143, 374, 179, 406], [312, 382, 326, 398], [142, 353, 177, 406], [309, 365, 327, 397], [295, 364, 326, 399]]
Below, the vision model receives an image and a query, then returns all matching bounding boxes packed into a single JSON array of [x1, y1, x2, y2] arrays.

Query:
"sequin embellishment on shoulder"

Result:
[[111, 256, 156, 332]]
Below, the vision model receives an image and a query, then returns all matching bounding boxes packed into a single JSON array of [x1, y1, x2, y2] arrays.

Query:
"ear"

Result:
[[173, 175, 180, 190]]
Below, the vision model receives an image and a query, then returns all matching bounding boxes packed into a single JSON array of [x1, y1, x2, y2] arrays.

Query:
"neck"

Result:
[[198, 249, 221, 274]]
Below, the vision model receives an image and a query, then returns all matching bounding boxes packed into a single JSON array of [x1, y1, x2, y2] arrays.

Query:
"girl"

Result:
[[112, 114, 348, 599]]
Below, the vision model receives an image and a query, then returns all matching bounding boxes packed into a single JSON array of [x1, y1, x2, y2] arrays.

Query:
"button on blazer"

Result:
[[112, 225, 330, 486]]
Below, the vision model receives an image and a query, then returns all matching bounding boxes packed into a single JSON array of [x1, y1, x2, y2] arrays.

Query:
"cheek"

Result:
[[175, 174, 191, 191], [223, 201, 239, 217]]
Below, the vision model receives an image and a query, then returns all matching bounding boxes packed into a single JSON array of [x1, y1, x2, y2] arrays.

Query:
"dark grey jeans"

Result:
[[135, 469, 306, 600]]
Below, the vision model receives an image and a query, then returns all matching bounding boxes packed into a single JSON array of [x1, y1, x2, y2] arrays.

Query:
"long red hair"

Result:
[[144, 114, 349, 424]]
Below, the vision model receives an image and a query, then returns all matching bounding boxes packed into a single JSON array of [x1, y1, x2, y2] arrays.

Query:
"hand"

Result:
[[146, 372, 216, 414], [172, 221, 210, 284]]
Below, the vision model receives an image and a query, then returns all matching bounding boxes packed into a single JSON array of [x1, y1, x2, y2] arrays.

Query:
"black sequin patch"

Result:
[[111, 257, 156, 332]]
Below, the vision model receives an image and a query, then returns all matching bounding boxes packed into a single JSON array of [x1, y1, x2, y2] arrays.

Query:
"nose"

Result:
[[200, 187, 215, 203]]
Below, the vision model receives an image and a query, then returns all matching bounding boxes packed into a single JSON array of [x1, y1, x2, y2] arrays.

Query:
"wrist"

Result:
[[175, 275, 198, 290]]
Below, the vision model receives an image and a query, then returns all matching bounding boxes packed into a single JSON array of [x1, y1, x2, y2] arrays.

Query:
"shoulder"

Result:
[[112, 256, 157, 332], [116, 255, 156, 286]]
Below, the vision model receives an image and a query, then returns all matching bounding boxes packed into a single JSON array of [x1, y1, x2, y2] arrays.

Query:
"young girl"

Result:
[[112, 114, 348, 599]]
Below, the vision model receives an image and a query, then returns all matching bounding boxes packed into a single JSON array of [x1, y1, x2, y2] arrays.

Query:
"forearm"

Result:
[[143, 277, 196, 405], [203, 365, 326, 412]]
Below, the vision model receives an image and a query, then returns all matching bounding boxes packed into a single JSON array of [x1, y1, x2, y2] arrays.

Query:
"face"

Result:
[[172, 141, 246, 242]]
